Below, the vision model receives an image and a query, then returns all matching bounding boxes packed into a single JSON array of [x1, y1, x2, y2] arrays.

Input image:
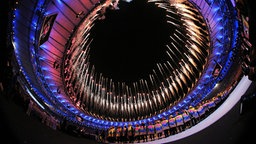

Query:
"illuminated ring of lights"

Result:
[[63, 0, 210, 122]]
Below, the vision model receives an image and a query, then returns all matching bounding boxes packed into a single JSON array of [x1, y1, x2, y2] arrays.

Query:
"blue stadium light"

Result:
[[217, 35, 223, 39], [60, 100, 66, 103], [56, 0, 62, 4], [44, 76, 52, 79], [213, 7, 220, 12], [215, 52, 221, 56], [69, 107, 75, 111]]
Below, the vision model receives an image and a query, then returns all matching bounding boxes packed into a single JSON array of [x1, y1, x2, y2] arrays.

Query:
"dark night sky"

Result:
[[1, 1, 12, 84], [89, 0, 171, 84]]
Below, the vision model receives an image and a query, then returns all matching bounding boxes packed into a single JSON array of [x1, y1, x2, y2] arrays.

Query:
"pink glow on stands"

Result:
[[81, 0, 97, 10], [91, 0, 100, 4], [37, 0, 100, 104]]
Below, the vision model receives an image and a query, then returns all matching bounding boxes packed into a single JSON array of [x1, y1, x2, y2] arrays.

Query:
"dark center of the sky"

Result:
[[89, 0, 171, 84]]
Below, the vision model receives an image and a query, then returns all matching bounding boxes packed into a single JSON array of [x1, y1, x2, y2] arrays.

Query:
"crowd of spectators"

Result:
[[102, 89, 231, 143]]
